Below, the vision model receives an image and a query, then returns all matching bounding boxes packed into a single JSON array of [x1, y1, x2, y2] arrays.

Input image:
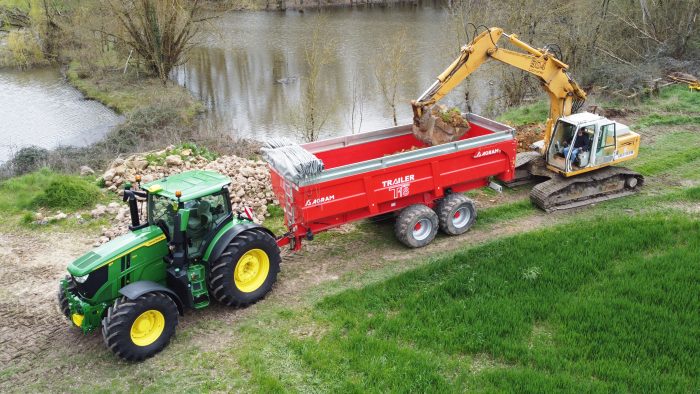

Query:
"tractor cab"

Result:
[[546, 112, 628, 175], [142, 171, 233, 259]]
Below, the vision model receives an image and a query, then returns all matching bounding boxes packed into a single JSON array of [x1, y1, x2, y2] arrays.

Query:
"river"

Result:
[[0, 68, 122, 163], [173, 4, 500, 141]]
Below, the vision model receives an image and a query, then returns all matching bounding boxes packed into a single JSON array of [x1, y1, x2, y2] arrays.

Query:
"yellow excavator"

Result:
[[411, 27, 644, 211]]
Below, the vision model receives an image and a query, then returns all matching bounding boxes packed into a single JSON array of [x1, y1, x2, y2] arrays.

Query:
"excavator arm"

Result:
[[412, 27, 587, 149]]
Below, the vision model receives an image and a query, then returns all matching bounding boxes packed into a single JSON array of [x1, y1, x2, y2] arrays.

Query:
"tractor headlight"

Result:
[[74, 274, 89, 284]]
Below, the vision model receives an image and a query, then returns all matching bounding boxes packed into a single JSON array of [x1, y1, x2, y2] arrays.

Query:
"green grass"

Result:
[[636, 114, 700, 127], [240, 214, 700, 392], [497, 101, 549, 126], [476, 198, 536, 227], [0, 168, 104, 214], [685, 186, 700, 201], [630, 132, 700, 176]]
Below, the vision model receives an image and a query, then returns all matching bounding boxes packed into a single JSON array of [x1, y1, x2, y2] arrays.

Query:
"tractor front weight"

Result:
[[60, 278, 108, 334]]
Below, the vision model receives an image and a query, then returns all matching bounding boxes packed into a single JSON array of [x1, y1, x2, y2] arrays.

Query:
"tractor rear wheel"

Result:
[[209, 229, 281, 307], [436, 194, 477, 235], [394, 204, 439, 248], [57, 275, 75, 320], [102, 292, 179, 361]]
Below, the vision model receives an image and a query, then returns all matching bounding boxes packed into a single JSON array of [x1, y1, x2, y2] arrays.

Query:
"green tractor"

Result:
[[58, 170, 281, 361]]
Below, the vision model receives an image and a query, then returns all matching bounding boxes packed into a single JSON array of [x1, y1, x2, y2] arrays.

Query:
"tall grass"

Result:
[[242, 214, 700, 392], [0, 168, 104, 213]]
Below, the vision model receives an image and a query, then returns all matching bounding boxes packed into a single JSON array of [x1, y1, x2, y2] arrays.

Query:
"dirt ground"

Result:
[[0, 189, 549, 369]]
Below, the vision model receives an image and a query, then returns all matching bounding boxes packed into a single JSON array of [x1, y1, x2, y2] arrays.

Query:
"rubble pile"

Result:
[[90, 147, 279, 245]]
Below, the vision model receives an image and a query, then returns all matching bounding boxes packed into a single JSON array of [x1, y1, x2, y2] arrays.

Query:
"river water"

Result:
[[0, 68, 122, 163], [173, 4, 499, 141]]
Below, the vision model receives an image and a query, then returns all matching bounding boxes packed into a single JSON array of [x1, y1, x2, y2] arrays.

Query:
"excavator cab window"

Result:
[[547, 120, 577, 170], [594, 123, 616, 165]]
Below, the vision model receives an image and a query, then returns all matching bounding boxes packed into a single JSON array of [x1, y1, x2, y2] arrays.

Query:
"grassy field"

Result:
[[239, 214, 700, 392]]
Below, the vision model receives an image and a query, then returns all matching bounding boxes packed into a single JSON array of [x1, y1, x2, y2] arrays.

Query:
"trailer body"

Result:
[[269, 114, 517, 250]]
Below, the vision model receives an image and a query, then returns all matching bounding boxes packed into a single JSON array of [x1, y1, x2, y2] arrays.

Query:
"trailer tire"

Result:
[[209, 229, 281, 307], [436, 194, 477, 235], [102, 292, 179, 361], [394, 204, 439, 248], [57, 275, 75, 320]]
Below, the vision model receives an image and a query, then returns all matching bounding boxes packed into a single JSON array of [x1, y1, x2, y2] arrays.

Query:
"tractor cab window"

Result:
[[184, 192, 230, 256], [149, 194, 177, 239]]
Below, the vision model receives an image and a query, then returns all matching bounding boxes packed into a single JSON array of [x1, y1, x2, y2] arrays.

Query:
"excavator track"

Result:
[[530, 166, 644, 212]]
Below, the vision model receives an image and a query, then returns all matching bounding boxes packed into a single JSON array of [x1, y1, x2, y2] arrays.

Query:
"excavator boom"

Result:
[[412, 27, 586, 150]]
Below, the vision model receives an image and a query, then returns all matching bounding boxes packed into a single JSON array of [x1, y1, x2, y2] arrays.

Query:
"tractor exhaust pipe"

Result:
[[122, 184, 140, 227]]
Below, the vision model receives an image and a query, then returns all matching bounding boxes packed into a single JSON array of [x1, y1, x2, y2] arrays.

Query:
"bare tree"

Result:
[[374, 28, 408, 126], [345, 71, 366, 134], [105, 0, 203, 84], [293, 15, 336, 142]]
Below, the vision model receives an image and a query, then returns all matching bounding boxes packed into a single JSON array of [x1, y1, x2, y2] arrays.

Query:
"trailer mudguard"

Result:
[[119, 281, 184, 315], [204, 223, 275, 264]]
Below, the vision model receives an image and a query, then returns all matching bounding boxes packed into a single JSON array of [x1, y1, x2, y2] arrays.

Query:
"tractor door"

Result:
[[186, 191, 231, 258], [593, 123, 616, 165]]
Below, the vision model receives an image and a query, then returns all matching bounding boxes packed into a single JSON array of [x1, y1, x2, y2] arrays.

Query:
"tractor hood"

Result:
[[67, 225, 166, 277]]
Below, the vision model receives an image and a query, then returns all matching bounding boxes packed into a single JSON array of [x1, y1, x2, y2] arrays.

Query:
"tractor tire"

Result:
[[394, 204, 439, 248], [57, 275, 75, 320], [102, 292, 179, 361], [208, 229, 281, 307], [436, 194, 477, 235]]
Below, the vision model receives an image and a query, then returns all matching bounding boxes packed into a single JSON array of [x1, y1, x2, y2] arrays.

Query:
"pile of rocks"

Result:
[[91, 147, 280, 245]]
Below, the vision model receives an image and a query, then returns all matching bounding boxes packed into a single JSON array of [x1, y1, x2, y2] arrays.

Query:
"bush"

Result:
[[3, 29, 45, 69], [8, 146, 49, 176], [32, 176, 102, 210], [0, 168, 101, 213]]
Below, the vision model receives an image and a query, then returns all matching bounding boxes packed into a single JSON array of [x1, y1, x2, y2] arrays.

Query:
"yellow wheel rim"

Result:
[[130, 310, 165, 347], [234, 248, 270, 293]]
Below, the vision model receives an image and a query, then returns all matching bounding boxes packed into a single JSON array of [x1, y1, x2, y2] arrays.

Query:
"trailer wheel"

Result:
[[209, 229, 281, 307], [394, 204, 439, 248], [437, 194, 477, 235], [102, 292, 179, 361]]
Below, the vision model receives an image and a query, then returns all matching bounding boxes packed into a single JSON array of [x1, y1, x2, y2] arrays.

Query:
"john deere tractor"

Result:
[[58, 170, 281, 361]]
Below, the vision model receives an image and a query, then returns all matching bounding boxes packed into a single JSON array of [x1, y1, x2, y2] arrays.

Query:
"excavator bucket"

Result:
[[412, 106, 470, 146]]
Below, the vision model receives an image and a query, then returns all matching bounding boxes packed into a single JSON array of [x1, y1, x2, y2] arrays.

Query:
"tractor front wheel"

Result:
[[209, 229, 281, 307], [57, 275, 75, 320], [102, 292, 179, 361]]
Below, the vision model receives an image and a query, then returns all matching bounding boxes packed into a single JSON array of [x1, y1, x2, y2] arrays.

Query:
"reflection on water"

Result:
[[0, 68, 122, 163], [173, 5, 500, 141]]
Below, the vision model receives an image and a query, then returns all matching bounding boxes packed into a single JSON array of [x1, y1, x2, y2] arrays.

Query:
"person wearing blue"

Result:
[[563, 128, 590, 165]]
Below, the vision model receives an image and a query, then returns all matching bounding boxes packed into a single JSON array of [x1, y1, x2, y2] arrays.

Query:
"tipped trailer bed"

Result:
[[268, 114, 517, 250]]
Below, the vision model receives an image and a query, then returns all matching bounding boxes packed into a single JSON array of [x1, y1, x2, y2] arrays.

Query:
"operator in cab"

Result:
[[563, 128, 590, 165]]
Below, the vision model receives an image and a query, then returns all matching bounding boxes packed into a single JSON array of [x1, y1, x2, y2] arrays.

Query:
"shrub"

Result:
[[31, 175, 102, 210], [9, 146, 49, 176], [4, 29, 45, 69]]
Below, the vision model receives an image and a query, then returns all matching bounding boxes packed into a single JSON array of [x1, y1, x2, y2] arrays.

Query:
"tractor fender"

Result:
[[205, 223, 275, 264], [119, 281, 184, 316]]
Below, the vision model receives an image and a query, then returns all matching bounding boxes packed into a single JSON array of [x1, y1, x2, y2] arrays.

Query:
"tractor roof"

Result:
[[142, 170, 231, 202]]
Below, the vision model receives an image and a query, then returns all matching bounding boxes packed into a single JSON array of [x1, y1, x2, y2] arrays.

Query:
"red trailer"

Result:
[[269, 114, 517, 250]]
